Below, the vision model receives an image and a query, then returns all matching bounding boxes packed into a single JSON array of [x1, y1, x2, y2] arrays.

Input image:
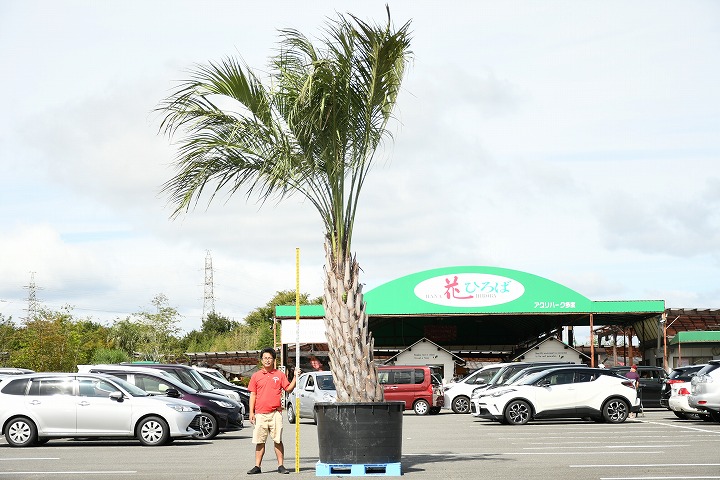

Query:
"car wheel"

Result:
[[602, 398, 629, 423], [503, 400, 531, 425], [413, 399, 430, 415], [673, 411, 688, 420], [192, 413, 219, 440], [429, 407, 441, 415], [287, 404, 296, 424], [452, 396, 471, 414], [137, 416, 170, 446], [709, 411, 720, 423], [313, 409, 318, 425], [5, 417, 38, 447]]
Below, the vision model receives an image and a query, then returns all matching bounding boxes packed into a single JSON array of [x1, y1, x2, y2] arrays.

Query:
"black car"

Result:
[[660, 364, 707, 409], [193, 369, 250, 418], [84, 365, 243, 439], [609, 366, 667, 407]]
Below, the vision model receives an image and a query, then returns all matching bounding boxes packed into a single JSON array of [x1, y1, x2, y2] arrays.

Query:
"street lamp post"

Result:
[[662, 314, 680, 372]]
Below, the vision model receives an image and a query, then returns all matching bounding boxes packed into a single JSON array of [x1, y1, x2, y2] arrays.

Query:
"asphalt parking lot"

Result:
[[2, 408, 719, 479]]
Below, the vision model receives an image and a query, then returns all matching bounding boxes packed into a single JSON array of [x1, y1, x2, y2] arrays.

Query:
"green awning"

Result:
[[669, 330, 720, 345], [276, 266, 664, 318]]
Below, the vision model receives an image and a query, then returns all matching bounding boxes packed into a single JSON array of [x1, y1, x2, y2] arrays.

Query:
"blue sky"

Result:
[[1, 1, 719, 341]]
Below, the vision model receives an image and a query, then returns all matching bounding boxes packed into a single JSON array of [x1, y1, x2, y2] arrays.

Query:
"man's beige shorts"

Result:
[[252, 411, 283, 444]]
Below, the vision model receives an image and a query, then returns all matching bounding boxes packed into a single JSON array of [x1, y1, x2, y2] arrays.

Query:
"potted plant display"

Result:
[[158, 7, 413, 468]]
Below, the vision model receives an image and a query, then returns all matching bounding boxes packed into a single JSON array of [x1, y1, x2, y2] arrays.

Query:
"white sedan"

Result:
[[471, 367, 639, 425], [1, 372, 200, 447]]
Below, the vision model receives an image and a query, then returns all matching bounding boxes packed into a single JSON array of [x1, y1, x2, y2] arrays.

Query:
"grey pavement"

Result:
[[1, 409, 719, 479]]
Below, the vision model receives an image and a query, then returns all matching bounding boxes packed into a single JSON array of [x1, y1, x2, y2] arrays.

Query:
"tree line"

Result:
[[0, 290, 320, 372]]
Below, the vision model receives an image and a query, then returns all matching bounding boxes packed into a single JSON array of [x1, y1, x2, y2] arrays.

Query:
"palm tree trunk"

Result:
[[322, 239, 384, 403]]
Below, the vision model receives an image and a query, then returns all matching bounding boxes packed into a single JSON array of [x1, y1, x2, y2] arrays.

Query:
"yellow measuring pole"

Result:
[[295, 248, 300, 473]]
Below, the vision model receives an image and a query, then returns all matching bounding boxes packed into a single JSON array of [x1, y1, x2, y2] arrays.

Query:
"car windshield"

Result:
[[99, 376, 149, 397], [165, 368, 213, 391], [516, 371, 550, 385], [202, 369, 225, 380], [489, 365, 528, 385], [316, 374, 335, 390], [200, 372, 237, 389], [506, 370, 541, 385]]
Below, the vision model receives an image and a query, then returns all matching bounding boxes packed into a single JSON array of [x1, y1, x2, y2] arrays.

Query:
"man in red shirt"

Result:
[[247, 347, 299, 475]]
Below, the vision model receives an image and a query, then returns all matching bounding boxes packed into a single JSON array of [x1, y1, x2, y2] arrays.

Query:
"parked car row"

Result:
[[661, 364, 708, 419], [443, 363, 510, 413], [286, 365, 444, 423], [0, 372, 201, 447], [689, 360, 720, 422], [378, 365, 444, 415], [464, 361, 578, 415], [78, 364, 244, 439], [609, 365, 667, 407], [5, 359, 718, 448], [471, 366, 641, 424]]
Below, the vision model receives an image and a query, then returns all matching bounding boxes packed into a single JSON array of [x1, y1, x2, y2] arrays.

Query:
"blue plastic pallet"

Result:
[[316, 461, 402, 476]]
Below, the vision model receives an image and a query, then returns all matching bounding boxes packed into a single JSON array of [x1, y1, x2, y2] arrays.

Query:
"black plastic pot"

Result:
[[314, 401, 404, 464]]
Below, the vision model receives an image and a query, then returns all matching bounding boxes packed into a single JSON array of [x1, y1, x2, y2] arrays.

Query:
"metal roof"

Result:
[[669, 330, 720, 345]]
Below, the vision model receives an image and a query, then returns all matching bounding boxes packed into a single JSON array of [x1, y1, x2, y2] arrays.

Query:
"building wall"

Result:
[[643, 343, 720, 369], [514, 338, 585, 364], [383, 341, 455, 383]]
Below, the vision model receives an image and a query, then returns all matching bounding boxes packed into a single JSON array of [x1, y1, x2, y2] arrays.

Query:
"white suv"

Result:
[[471, 366, 639, 425], [443, 364, 509, 414], [689, 360, 720, 422]]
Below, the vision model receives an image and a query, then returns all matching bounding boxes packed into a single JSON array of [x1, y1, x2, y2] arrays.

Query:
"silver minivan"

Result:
[[286, 371, 336, 424]]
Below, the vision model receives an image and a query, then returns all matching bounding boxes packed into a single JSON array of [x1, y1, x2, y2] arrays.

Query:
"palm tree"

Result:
[[158, 9, 412, 402]]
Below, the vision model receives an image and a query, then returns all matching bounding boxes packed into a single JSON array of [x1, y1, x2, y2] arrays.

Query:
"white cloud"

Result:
[[1, 0, 719, 337]]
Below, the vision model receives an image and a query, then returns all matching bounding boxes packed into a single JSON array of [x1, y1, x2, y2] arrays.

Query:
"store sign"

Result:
[[281, 319, 327, 344], [414, 274, 524, 307]]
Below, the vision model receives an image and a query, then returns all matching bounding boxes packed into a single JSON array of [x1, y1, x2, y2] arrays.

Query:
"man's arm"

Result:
[[285, 368, 301, 392], [249, 391, 256, 423]]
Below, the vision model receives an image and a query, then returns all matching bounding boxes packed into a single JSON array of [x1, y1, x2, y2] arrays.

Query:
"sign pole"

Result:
[[295, 248, 300, 473]]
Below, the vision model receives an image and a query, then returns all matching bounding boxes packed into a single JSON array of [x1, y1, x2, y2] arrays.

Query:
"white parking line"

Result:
[[642, 420, 720, 434], [523, 445, 689, 450], [0, 458, 59, 461], [527, 440, 699, 445], [599, 476, 720, 479], [503, 451, 663, 455], [503, 434, 720, 440], [0, 472, 136, 476], [570, 464, 720, 468]]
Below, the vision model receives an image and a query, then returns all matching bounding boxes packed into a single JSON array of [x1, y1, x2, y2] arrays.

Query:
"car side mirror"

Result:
[[538, 380, 551, 387], [165, 388, 180, 398], [109, 391, 124, 403], [305, 384, 315, 392]]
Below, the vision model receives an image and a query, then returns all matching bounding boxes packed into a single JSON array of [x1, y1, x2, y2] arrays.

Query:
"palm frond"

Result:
[[158, 10, 412, 254]]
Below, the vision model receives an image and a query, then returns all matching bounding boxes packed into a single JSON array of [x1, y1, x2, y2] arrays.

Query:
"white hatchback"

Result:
[[1, 372, 200, 447], [286, 371, 336, 424], [471, 367, 639, 425], [443, 364, 509, 414]]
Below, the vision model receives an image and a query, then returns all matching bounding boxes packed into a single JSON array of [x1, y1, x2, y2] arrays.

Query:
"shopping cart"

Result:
[[636, 384, 644, 417]]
